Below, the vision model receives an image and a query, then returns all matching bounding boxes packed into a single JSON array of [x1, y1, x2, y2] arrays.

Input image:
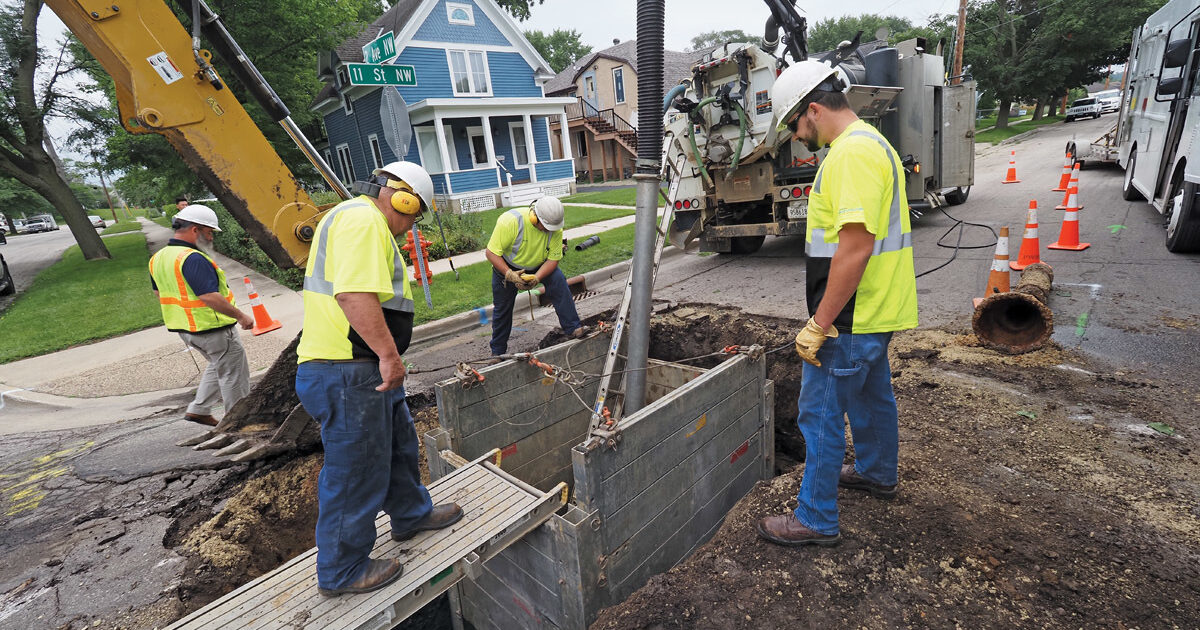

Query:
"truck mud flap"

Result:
[[668, 210, 702, 252]]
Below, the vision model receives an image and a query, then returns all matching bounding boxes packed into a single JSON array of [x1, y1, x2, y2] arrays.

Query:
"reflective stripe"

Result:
[[150, 246, 236, 332], [805, 129, 912, 259], [501, 208, 540, 271], [303, 201, 415, 313]]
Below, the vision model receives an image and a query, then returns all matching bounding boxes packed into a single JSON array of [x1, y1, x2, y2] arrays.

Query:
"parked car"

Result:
[[1094, 89, 1121, 114], [88, 215, 106, 229], [0, 226, 7, 245], [1065, 97, 1102, 122], [0, 252, 14, 296], [23, 217, 51, 233]]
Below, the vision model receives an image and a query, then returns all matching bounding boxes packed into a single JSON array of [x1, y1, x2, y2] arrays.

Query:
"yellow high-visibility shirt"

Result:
[[297, 197, 415, 363], [805, 120, 918, 334], [486, 208, 563, 270]]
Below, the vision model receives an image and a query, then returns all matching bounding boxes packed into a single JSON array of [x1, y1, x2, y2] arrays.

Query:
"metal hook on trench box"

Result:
[[455, 362, 485, 388]]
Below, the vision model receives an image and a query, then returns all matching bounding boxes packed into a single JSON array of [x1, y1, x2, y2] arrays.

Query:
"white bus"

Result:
[[1117, 0, 1200, 252]]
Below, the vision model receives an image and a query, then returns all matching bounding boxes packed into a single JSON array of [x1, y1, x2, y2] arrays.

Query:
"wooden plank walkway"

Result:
[[167, 449, 566, 630]]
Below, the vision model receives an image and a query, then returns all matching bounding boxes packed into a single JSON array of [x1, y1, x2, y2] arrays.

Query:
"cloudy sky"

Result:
[[40, 0, 959, 163], [521, 0, 960, 51]]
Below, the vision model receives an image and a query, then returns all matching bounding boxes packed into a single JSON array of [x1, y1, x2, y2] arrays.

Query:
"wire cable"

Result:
[[915, 206, 999, 279]]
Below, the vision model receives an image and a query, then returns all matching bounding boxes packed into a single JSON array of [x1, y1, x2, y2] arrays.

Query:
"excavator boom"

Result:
[[46, 0, 331, 267]]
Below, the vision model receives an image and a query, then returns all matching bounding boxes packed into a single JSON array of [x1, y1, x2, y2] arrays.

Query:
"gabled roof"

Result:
[[544, 40, 712, 97], [337, 0, 424, 64]]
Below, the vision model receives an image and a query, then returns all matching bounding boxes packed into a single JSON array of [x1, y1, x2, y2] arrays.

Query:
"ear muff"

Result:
[[529, 208, 541, 228], [384, 178, 422, 215]]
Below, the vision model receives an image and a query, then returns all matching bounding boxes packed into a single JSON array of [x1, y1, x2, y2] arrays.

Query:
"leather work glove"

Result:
[[794, 317, 839, 367], [504, 269, 538, 290], [520, 272, 540, 287]]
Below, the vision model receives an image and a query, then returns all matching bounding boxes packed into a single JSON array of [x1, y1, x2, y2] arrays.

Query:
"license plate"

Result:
[[786, 199, 808, 219]]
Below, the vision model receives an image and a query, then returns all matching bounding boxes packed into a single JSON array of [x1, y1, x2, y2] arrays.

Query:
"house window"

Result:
[[415, 127, 444, 173], [576, 130, 588, 157], [335, 143, 355, 184], [509, 122, 530, 167], [446, 2, 474, 25], [613, 67, 626, 103], [341, 92, 353, 115], [368, 134, 383, 169], [467, 128, 489, 168], [448, 50, 490, 95], [336, 67, 350, 88], [323, 149, 334, 170]]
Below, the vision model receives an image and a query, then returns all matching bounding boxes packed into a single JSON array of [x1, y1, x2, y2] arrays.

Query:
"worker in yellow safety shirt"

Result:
[[484, 196, 587, 355], [295, 161, 462, 597], [755, 60, 918, 547], [148, 204, 255, 427]]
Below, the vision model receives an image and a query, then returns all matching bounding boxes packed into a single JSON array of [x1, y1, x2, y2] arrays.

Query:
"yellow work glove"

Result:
[[520, 273, 540, 287], [794, 317, 839, 367], [504, 269, 537, 290]]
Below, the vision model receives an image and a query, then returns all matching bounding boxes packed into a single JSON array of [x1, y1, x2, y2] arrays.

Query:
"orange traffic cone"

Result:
[[1002, 150, 1021, 183], [1011, 201, 1042, 271], [1048, 189, 1090, 251], [242, 277, 282, 335], [974, 226, 1011, 308], [1055, 163, 1083, 210], [1052, 153, 1073, 192]]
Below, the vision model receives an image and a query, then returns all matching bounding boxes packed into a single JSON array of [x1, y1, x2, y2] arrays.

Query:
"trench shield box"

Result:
[[425, 333, 775, 629]]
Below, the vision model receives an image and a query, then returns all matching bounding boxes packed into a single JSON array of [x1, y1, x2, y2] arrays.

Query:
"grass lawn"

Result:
[[562, 188, 638, 206], [975, 115, 1065, 144], [152, 216, 172, 228], [458, 204, 634, 233], [102, 220, 143, 234], [0, 233, 161, 363], [412, 221, 637, 325]]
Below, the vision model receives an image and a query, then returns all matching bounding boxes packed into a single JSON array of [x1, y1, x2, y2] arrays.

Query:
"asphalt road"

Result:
[[2, 115, 1199, 628], [0, 224, 105, 312]]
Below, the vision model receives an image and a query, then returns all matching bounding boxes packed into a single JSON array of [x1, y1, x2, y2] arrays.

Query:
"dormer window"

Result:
[[336, 66, 350, 88], [447, 2, 474, 26]]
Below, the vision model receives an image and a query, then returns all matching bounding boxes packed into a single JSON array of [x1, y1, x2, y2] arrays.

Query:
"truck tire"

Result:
[[1166, 181, 1200, 253], [1122, 152, 1142, 201], [944, 186, 970, 206], [0, 263, 14, 296], [726, 235, 765, 255]]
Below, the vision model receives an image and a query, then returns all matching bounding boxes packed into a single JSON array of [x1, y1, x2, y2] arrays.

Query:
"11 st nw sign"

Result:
[[345, 63, 418, 87]]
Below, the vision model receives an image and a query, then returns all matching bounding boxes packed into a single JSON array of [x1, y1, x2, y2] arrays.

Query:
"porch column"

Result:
[[434, 114, 454, 175], [481, 113, 499, 187], [524, 113, 538, 182], [559, 112, 573, 161]]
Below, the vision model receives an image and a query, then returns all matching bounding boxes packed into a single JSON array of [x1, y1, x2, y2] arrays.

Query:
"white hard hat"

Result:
[[373, 161, 436, 212], [772, 60, 845, 133], [531, 196, 565, 231], [175, 204, 221, 231]]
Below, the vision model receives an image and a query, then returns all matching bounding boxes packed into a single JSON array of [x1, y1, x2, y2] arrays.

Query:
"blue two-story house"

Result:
[[312, 0, 578, 213]]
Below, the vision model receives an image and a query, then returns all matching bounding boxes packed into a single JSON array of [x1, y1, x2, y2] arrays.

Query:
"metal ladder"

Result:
[[166, 449, 566, 630]]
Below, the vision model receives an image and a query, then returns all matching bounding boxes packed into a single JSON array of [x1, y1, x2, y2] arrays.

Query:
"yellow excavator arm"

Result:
[[47, 0, 344, 268]]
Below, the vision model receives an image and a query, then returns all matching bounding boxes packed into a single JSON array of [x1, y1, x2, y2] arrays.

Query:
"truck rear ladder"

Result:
[[166, 449, 566, 630]]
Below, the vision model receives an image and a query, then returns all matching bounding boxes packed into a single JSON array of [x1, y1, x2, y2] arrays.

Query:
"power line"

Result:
[[964, 0, 1073, 39]]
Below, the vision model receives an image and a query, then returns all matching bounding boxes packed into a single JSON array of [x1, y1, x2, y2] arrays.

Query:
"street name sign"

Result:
[[361, 32, 397, 64], [346, 63, 417, 87]]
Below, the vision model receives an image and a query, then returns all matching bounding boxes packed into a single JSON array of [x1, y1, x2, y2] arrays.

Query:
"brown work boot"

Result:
[[570, 325, 591, 339], [839, 464, 897, 499], [183, 413, 218, 427], [755, 513, 840, 547], [317, 558, 403, 597], [391, 503, 464, 542]]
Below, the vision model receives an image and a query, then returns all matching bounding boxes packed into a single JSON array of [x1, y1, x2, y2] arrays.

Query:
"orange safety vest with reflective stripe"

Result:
[[149, 245, 237, 333]]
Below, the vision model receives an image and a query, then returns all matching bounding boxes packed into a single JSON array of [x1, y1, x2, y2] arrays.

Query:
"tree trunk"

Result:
[[1031, 99, 1044, 121], [25, 160, 112, 260], [1047, 96, 1059, 117], [996, 98, 1012, 129]]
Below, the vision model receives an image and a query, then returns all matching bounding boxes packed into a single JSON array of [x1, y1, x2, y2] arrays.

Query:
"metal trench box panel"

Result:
[[165, 452, 564, 630], [427, 333, 775, 629]]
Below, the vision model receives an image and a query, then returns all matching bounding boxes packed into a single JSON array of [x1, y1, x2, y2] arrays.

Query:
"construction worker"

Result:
[[149, 204, 255, 427], [295, 161, 463, 597], [755, 61, 918, 547], [485, 196, 586, 356]]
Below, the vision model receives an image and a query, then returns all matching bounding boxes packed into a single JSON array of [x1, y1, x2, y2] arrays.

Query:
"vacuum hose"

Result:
[[761, 14, 780, 54], [972, 263, 1055, 354], [635, 1, 666, 173], [575, 235, 600, 251]]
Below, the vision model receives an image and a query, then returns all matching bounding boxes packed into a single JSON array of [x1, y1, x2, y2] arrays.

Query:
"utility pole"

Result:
[[96, 167, 117, 222], [953, 0, 967, 85]]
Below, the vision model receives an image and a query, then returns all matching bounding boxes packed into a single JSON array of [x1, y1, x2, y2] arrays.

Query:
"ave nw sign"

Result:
[[345, 63, 418, 87], [362, 32, 397, 64]]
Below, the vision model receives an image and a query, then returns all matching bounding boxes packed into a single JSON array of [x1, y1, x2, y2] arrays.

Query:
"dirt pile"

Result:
[[591, 307, 1200, 629]]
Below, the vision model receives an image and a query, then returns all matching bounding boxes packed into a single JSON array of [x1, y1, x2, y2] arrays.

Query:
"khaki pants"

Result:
[[179, 326, 250, 416]]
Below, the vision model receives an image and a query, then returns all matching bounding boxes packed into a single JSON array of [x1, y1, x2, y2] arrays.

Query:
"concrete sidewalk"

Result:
[[0, 210, 647, 433]]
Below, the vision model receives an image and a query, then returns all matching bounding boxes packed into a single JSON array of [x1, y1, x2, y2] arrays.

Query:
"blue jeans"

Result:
[[794, 332, 898, 535], [295, 361, 433, 589], [490, 266, 582, 355]]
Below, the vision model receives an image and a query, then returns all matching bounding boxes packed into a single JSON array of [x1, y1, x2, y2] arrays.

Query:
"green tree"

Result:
[[497, 0, 544, 21], [807, 15, 915, 52], [0, 0, 111, 259], [689, 29, 757, 52], [525, 29, 592, 73]]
